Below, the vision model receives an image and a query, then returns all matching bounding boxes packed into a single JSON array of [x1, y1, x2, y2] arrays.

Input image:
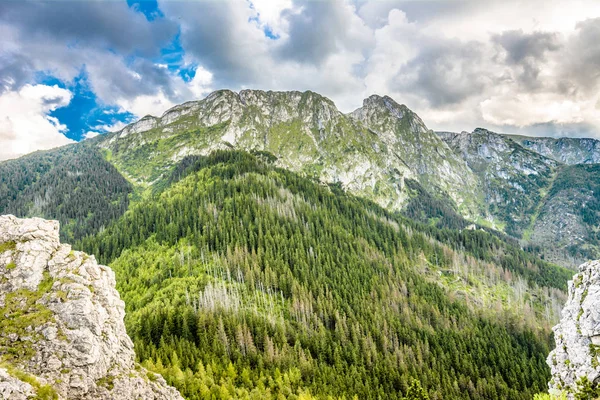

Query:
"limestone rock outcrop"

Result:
[[548, 259, 600, 396], [0, 215, 183, 399]]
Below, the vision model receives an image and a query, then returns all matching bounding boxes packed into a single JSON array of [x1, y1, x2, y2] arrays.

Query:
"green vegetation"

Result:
[[402, 179, 469, 231], [96, 374, 116, 390], [0, 272, 55, 362], [533, 392, 567, 400], [0, 362, 59, 400], [0, 240, 16, 253], [79, 150, 570, 400], [0, 144, 132, 243], [574, 376, 600, 400]]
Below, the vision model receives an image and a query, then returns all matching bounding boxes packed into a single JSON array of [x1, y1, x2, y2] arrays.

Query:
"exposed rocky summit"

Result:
[[548, 259, 600, 396], [0, 215, 182, 399]]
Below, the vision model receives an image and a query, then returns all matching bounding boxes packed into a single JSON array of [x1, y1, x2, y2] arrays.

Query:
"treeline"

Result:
[[0, 144, 132, 242], [79, 150, 565, 399]]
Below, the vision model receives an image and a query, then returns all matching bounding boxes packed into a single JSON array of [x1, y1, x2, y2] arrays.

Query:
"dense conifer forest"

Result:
[[0, 144, 132, 243], [76, 150, 570, 399]]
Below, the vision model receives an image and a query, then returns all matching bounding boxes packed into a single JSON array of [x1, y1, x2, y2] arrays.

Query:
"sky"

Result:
[[1, 0, 600, 160]]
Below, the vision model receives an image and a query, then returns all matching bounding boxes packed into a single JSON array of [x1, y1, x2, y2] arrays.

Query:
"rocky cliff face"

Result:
[[438, 128, 558, 236], [0, 215, 182, 400], [507, 135, 600, 165], [548, 259, 600, 396]]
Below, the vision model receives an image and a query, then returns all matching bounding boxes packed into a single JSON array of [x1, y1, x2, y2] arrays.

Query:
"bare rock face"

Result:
[[548, 259, 600, 396], [0, 215, 183, 400]]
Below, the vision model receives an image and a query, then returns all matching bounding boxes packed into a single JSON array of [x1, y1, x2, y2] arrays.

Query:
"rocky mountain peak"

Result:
[[238, 89, 342, 126], [548, 259, 600, 396], [0, 215, 183, 400], [473, 127, 493, 134], [350, 94, 428, 135]]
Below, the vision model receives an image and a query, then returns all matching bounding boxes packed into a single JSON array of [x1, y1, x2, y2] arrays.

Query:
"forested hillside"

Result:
[[78, 150, 570, 400], [0, 144, 132, 243]]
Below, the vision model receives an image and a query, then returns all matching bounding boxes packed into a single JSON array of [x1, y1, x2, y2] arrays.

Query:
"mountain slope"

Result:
[[0, 89, 585, 399], [506, 135, 600, 165], [0, 144, 132, 243], [95, 90, 480, 215], [438, 129, 559, 237], [78, 150, 569, 400], [4, 89, 596, 271], [529, 164, 600, 267], [438, 129, 600, 268]]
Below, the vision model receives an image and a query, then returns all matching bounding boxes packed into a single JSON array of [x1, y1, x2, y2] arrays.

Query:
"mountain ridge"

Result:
[[3, 88, 597, 268], [95, 89, 481, 217]]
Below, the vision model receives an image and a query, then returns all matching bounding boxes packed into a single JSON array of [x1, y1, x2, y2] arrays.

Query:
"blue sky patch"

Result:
[[127, 0, 163, 21], [37, 70, 136, 141]]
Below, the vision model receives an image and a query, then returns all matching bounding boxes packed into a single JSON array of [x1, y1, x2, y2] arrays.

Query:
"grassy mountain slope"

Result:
[[79, 150, 570, 400], [438, 129, 600, 268], [0, 144, 132, 242]]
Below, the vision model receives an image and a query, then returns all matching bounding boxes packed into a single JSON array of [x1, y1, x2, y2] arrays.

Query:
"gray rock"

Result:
[[0, 214, 183, 400], [0, 367, 35, 400], [548, 259, 600, 397]]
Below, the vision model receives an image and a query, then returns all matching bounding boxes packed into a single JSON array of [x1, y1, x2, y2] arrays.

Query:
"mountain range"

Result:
[[87, 89, 600, 268], [1, 89, 597, 399]]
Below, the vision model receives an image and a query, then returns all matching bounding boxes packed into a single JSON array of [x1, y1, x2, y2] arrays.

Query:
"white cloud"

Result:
[[114, 65, 214, 118], [249, 0, 293, 36], [82, 131, 100, 139], [91, 120, 128, 133], [187, 66, 214, 98], [116, 91, 175, 119], [0, 84, 74, 161]]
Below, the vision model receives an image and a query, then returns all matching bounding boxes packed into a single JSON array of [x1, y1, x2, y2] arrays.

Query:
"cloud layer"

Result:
[[1, 0, 600, 160]]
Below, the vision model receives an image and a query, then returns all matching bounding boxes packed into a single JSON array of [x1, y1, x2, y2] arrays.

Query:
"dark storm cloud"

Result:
[[394, 40, 493, 107], [159, 0, 262, 87], [493, 30, 561, 64], [0, 0, 181, 102], [0, 0, 177, 57], [160, 0, 372, 90], [492, 30, 561, 90], [86, 57, 179, 102], [562, 18, 600, 94], [277, 1, 370, 65]]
